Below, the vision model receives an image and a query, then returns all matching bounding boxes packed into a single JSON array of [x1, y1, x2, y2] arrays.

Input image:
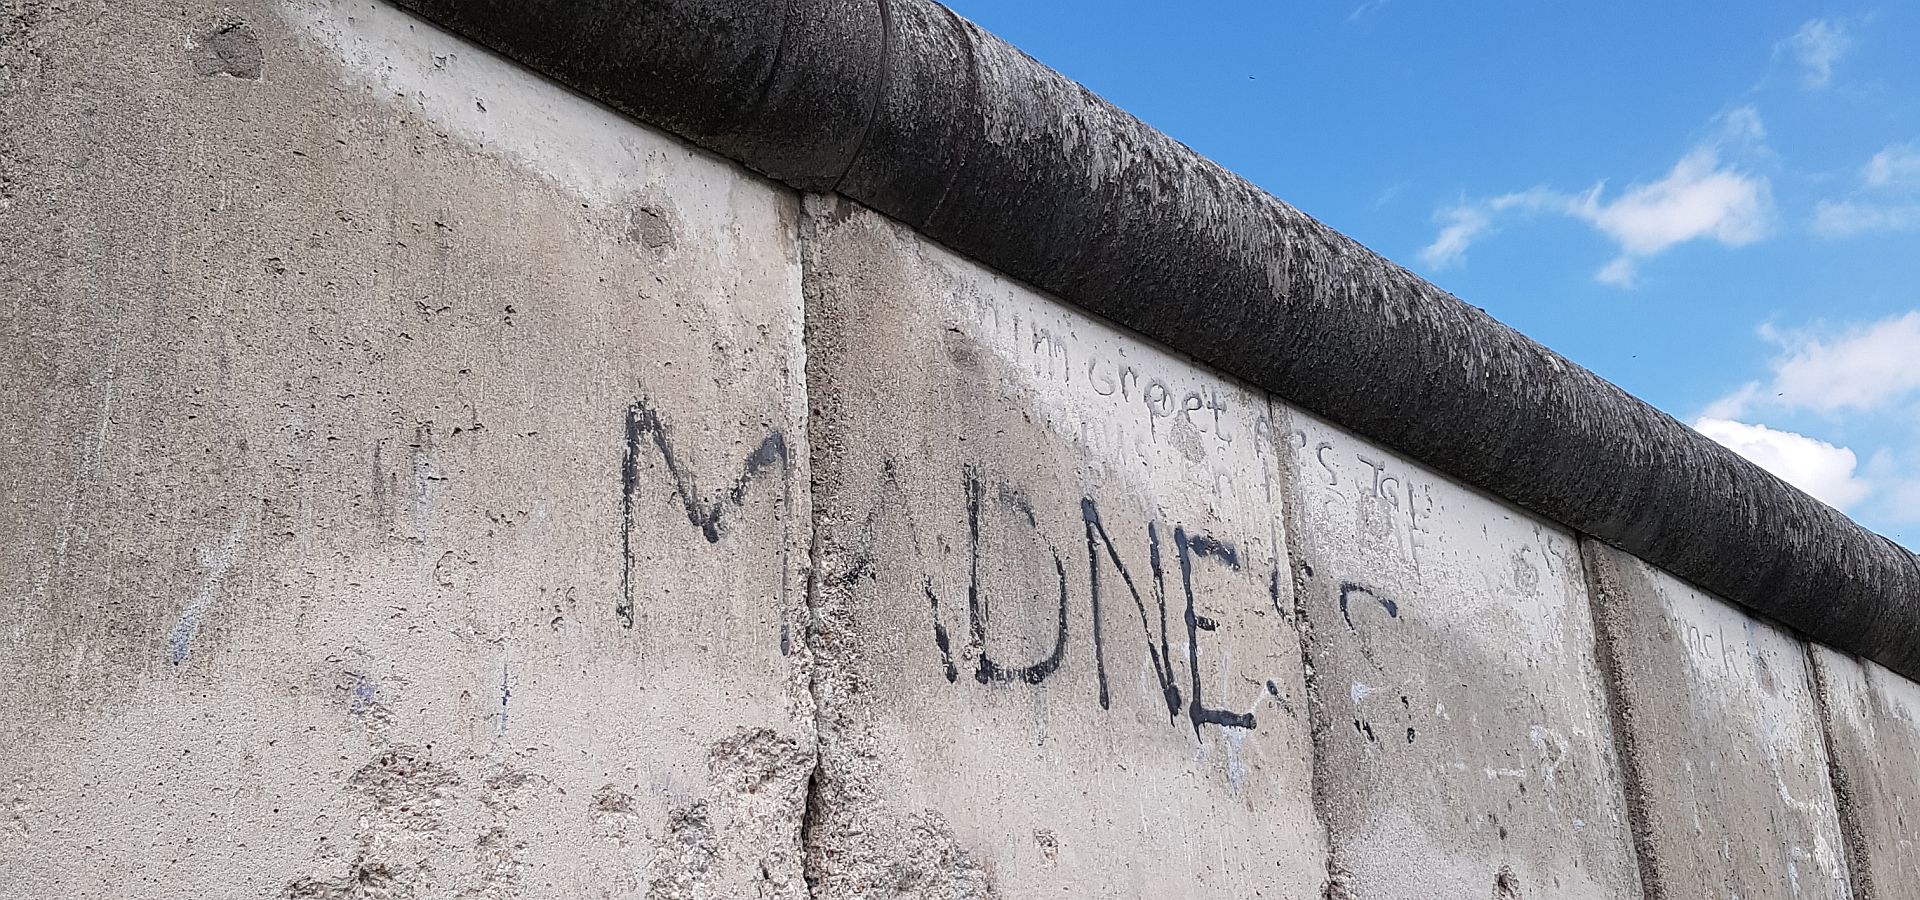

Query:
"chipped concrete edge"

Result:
[[382, 0, 1920, 680]]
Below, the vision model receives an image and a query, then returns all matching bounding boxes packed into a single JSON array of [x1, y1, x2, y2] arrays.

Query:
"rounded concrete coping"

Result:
[[389, 0, 1920, 678]]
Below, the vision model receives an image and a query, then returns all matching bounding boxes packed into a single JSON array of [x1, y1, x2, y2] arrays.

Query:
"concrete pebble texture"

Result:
[[3, 2, 811, 898], [1812, 645, 1920, 900], [1586, 542, 1854, 900], [6, 2, 1918, 899], [801, 199, 1325, 899], [1284, 412, 1642, 899]]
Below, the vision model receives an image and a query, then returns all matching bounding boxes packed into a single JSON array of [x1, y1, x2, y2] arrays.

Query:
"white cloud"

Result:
[[1699, 313, 1920, 534], [1693, 418, 1871, 510], [1418, 129, 1772, 285], [1420, 206, 1491, 269], [1765, 312, 1920, 413], [1594, 257, 1639, 288], [1715, 105, 1769, 149], [1781, 19, 1850, 88], [1815, 143, 1920, 237], [1704, 312, 1920, 419], [1418, 188, 1566, 268], [1573, 150, 1772, 256], [1813, 200, 1920, 237], [1863, 143, 1920, 190]]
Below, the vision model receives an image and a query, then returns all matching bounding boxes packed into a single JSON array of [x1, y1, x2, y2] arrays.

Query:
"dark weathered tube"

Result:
[[392, 0, 1920, 676]]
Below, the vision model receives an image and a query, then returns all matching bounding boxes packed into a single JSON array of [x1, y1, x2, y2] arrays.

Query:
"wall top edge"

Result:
[[386, 0, 1920, 678]]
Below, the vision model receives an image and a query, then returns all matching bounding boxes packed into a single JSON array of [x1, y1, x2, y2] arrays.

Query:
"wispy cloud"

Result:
[[1864, 143, 1920, 189], [1815, 142, 1920, 237], [1418, 188, 1564, 269], [1418, 109, 1773, 285], [1780, 19, 1851, 89], [1693, 417, 1871, 511], [1747, 313, 1920, 414], [1347, 0, 1390, 24], [1814, 201, 1920, 237]]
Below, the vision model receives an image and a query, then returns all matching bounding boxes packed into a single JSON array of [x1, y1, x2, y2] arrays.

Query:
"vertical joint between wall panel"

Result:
[[1269, 396, 1353, 900], [1807, 647, 1877, 900], [1577, 536, 1668, 900], [794, 189, 832, 900]]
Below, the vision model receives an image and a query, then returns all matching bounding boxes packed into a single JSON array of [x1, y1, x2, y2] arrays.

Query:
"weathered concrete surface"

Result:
[[387, 0, 1920, 682], [1584, 542, 1854, 900], [1811, 646, 1920, 899], [1282, 411, 1642, 899], [1, 2, 811, 898], [802, 199, 1326, 898]]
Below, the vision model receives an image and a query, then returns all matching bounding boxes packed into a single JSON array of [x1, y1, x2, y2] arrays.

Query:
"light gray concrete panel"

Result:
[[1584, 542, 1853, 900], [1283, 411, 1642, 899], [1, 3, 811, 898], [1812, 645, 1920, 899], [802, 199, 1326, 898]]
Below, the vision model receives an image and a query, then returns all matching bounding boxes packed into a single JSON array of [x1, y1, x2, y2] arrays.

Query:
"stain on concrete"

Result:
[[590, 784, 641, 845], [165, 526, 244, 664], [280, 751, 551, 899], [191, 18, 263, 80], [628, 202, 678, 249]]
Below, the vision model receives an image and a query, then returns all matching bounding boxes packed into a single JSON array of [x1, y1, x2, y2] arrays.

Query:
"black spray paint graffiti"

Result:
[[1082, 499, 1182, 721], [1333, 579, 1420, 746], [618, 398, 788, 627], [923, 467, 1071, 686], [1177, 529, 1255, 732], [920, 482, 1265, 735], [1338, 581, 1399, 628]]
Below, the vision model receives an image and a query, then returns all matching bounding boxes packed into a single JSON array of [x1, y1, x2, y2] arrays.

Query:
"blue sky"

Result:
[[943, 0, 1920, 549]]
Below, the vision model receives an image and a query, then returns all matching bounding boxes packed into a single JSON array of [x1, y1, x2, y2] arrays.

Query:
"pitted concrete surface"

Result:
[[0, 2, 811, 898], [1585, 543, 1853, 900], [1282, 412, 1642, 899], [1812, 646, 1920, 899], [4, 2, 1907, 899], [388, 0, 1920, 681], [800, 199, 1326, 898]]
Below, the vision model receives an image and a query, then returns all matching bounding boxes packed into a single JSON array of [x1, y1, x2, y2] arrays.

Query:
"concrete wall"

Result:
[[1812, 646, 1920, 900], [3, 2, 812, 898], [802, 200, 1323, 898], [1286, 411, 1641, 899], [5, 2, 1919, 899], [1585, 543, 1853, 900]]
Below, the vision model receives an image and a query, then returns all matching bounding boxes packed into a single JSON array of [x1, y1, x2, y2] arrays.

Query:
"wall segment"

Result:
[[801, 199, 1325, 898], [7, 1, 1920, 899], [3, 2, 813, 897], [392, 0, 1920, 682], [1286, 412, 1642, 899], [1585, 543, 1854, 900]]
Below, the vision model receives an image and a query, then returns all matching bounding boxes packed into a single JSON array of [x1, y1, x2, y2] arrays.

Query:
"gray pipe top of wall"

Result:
[[391, 0, 1920, 677]]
